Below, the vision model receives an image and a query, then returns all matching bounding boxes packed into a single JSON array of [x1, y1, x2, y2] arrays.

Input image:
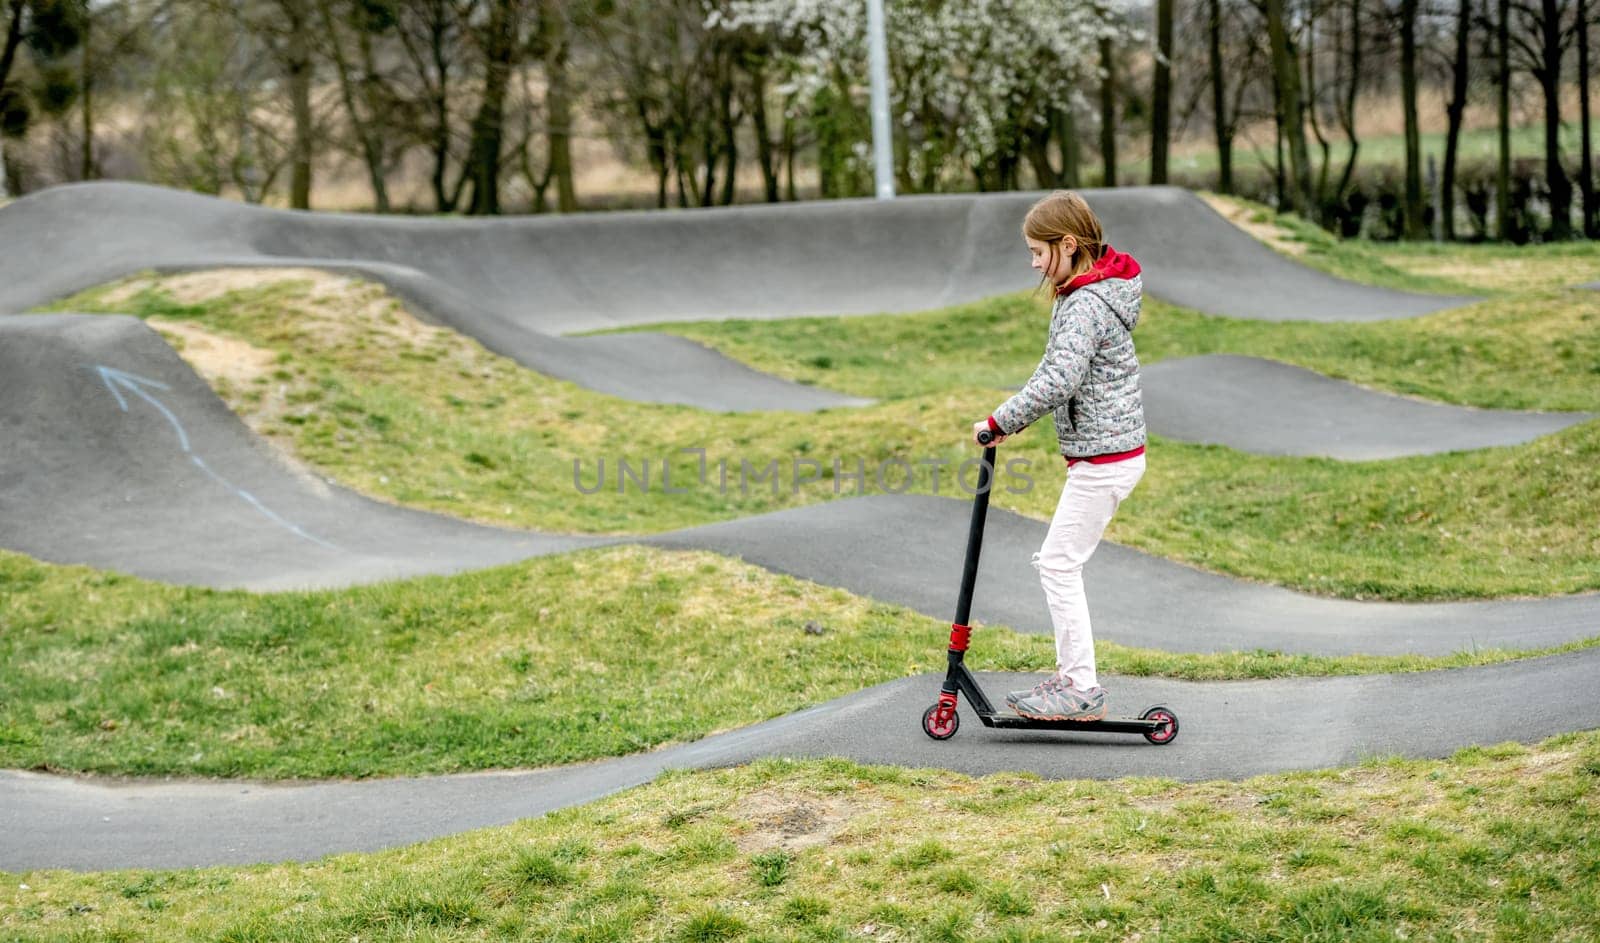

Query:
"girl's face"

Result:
[[1027, 235, 1078, 284]]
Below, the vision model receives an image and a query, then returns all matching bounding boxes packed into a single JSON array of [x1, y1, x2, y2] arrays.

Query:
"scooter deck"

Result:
[[975, 712, 1165, 734]]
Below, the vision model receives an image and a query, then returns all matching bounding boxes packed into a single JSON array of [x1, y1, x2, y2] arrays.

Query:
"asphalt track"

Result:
[[7, 651, 1599, 870], [1141, 355, 1594, 458], [1, 185, 1595, 873], [0, 181, 1484, 423], [1, 314, 606, 590], [0, 181, 1473, 333]]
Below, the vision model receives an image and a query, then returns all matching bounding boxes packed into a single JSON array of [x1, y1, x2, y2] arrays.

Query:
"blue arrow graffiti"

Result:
[[93, 364, 339, 551], [97, 366, 190, 452]]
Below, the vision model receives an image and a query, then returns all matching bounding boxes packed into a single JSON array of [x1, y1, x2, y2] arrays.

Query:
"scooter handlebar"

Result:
[[976, 428, 996, 446]]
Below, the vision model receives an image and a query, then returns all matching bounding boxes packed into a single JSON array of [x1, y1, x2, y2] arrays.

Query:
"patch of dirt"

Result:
[[147, 317, 277, 389], [119, 267, 448, 352], [1197, 193, 1308, 256], [167, 268, 332, 304], [99, 268, 323, 307], [729, 788, 861, 855]]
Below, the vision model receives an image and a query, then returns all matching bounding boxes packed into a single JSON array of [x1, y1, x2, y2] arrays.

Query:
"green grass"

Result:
[[5, 736, 1599, 940], [8, 547, 1596, 779], [1205, 191, 1600, 294], [0, 545, 1040, 779], [40, 268, 1600, 601], [632, 287, 1600, 410]]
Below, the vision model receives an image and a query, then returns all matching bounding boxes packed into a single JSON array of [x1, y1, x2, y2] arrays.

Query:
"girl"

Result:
[[972, 190, 1146, 722]]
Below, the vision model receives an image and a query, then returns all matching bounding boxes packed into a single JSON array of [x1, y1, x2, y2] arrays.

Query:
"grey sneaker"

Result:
[[1012, 680, 1107, 721], [1005, 675, 1063, 709]]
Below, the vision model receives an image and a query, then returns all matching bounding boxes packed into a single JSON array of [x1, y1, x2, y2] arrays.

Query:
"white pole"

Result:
[[867, 0, 895, 199]]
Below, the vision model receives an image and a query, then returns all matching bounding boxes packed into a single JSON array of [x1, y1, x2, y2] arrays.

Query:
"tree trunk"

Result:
[[1207, 0, 1232, 193], [1334, 0, 1362, 201], [1099, 36, 1117, 187], [286, 0, 315, 210], [1305, 9, 1332, 210], [1539, 0, 1572, 239], [1266, 0, 1313, 217], [718, 61, 738, 205], [80, 10, 94, 179], [318, 0, 390, 212], [0, 0, 26, 106], [1274, 86, 1286, 208], [545, 10, 577, 212], [700, 117, 717, 206], [748, 60, 778, 202], [1580, 0, 1596, 236], [465, 0, 518, 215], [356, 22, 392, 212], [420, 0, 462, 212], [674, 128, 691, 207], [1441, 0, 1471, 240], [1399, 0, 1424, 238], [1151, 0, 1172, 184], [1497, 0, 1511, 238], [1058, 106, 1081, 187], [1025, 125, 1058, 188], [782, 108, 797, 201]]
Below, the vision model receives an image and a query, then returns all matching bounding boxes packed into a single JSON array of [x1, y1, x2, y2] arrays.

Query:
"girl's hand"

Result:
[[973, 420, 1007, 446]]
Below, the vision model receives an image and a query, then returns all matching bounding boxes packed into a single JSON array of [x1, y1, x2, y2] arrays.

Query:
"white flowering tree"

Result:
[[711, 0, 1139, 195]]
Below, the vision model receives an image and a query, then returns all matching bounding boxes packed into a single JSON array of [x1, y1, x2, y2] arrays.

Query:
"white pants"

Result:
[[1031, 455, 1145, 691]]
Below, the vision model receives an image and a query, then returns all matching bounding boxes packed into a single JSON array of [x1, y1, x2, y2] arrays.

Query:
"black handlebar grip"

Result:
[[976, 428, 995, 446]]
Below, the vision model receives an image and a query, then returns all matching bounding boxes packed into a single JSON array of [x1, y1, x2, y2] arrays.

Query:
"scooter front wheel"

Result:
[[922, 703, 960, 740]]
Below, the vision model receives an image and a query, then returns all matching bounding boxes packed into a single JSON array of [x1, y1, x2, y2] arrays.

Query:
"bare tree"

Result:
[[1332, 0, 1363, 203], [1266, 0, 1314, 216], [231, 0, 320, 208], [737, 37, 780, 201], [1508, 0, 1574, 238], [392, 0, 468, 211], [1441, 0, 1472, 238], [1304, 0, 1333, 210], [1207, 0, 1231, 191], [585, 1, 701, 208], [1579, 0, 1595, 235], [1151, 0, 1173, 184], [539, 1, 577, 212], [315, 0, 401, 211], [1497, 0, 1511, 237], [1397, 0, 1425, 237], [141, 6, 286, 201], [461, 0, 527, 215], [1100, 35, 1117, 186]]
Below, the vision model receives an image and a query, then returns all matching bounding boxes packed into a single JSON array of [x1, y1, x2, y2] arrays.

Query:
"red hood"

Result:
[[1057, 245, 1142, 295]]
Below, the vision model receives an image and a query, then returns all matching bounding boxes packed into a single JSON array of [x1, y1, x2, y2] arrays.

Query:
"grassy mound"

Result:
[[5, 734, 1598, 941]]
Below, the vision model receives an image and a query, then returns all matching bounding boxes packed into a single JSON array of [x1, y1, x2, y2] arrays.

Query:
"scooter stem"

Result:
[[952, 445, 996, 628]]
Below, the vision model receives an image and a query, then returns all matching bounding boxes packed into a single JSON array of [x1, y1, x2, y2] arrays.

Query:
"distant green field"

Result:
[[1118, 121, 1592, 186]]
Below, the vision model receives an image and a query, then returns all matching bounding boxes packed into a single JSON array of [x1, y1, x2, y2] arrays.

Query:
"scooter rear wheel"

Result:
[[922, 703, 959, 740], [1140, 706, 1179, 745]]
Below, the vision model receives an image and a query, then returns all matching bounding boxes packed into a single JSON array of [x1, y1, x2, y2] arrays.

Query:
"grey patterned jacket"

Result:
[[991, 274, 1146, 458]]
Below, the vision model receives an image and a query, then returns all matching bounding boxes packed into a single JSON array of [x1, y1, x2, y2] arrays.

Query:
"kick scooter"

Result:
[[920, 434, 1180, 744]]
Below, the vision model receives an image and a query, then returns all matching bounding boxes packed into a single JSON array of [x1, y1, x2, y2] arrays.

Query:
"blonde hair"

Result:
[[1023, 190, 1105, 289]]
